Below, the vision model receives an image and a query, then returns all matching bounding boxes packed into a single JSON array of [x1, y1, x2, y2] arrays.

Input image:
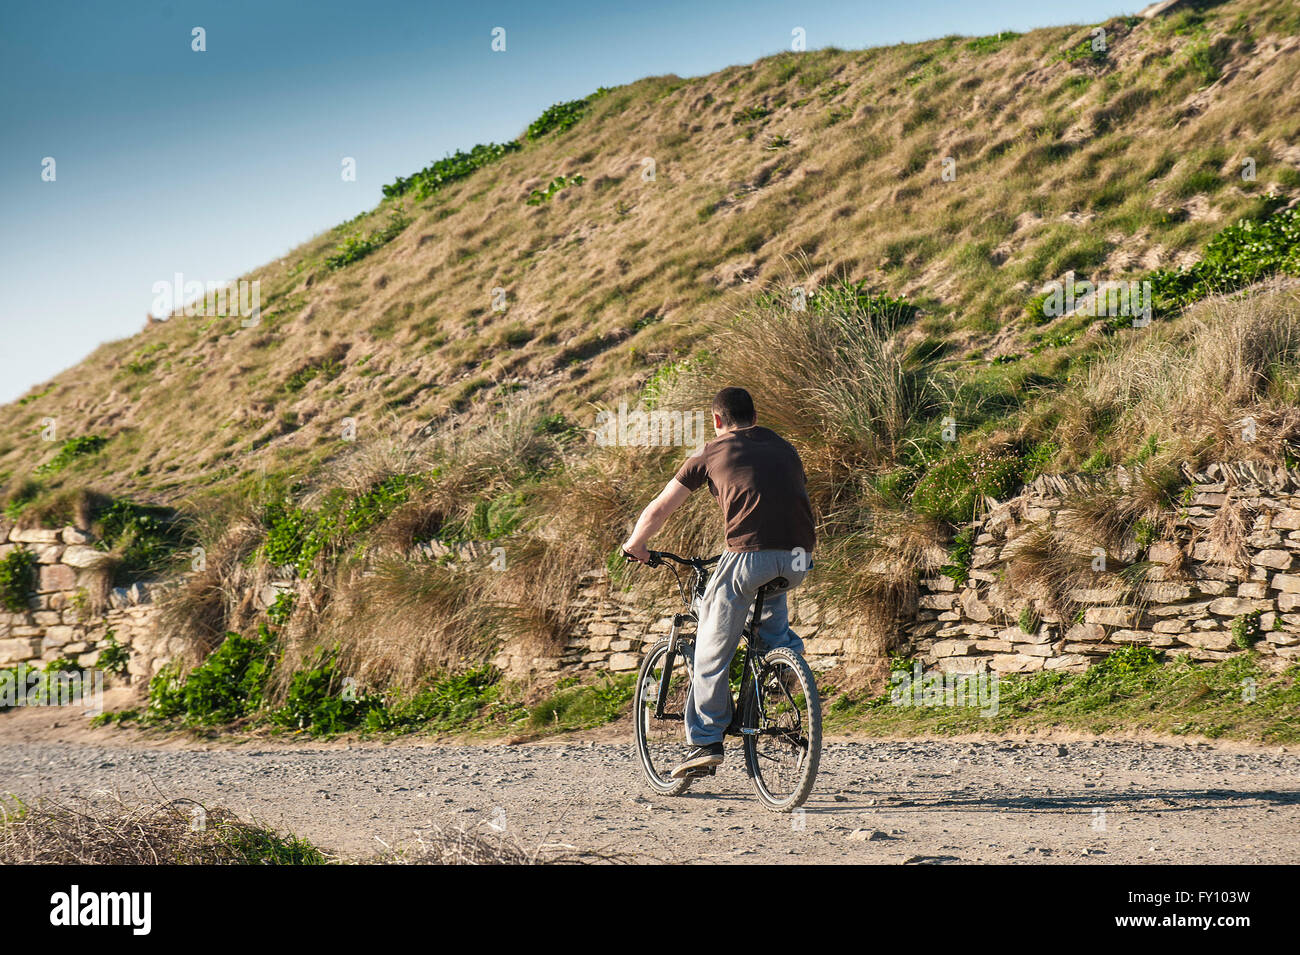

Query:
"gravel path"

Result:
[[2, 735, 1297, 863]]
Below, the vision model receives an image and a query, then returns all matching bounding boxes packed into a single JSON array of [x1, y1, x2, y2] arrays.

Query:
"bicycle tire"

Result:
[[742, 646, 822, 812], [632, 638, 694, 796]]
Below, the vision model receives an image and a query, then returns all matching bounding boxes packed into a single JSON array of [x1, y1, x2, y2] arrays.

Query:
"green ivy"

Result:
[[0, 548, 35, 612], [147, 626, 275, 725], [526, 89, 609, 139], [382, 142, 521, 200]]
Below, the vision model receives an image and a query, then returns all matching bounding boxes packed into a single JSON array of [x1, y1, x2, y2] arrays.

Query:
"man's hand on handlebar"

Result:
[[621, 540, 652, 564]]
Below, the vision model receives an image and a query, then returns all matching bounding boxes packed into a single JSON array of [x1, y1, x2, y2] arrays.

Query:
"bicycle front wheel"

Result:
[[742, 647, 822, 812], [633, 638, 694, 796]]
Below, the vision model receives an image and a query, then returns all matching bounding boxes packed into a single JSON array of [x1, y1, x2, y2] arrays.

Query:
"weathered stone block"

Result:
[[931, 639, 972, 657], [1044, 654, 1092, 671], [1147, 541, 1183, 564], [1271, 574, 1300, 594], [1085, 606, 1142, 627], [62, 545, 112, 569], [1253, 549, 1295, 570], [37, 564, 77, 593], [10, 527, 61, 544], [1271, 509, 1300, 530], [1064, 622, 1106, 643], [960, 590, 993, 622], [607, 652, 640, 672], [1208, 597, 1271, 617], [1177, 631, 1234, 651], [990, 654, 1044, 673], [0, 637, 42, 663]]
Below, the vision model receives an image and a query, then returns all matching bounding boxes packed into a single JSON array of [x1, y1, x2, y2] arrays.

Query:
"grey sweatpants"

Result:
[[684, 548, 810, 745]]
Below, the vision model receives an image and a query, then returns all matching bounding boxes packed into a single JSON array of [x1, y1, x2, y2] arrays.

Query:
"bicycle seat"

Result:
[[760, 576, 789, 593]]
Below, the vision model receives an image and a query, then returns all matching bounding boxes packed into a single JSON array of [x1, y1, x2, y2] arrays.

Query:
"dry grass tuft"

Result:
[[1058, 281, 1300, 467], [272, 557, 501, 698], [159, 510, 265, 663], [1199, 486, 1255, 569], [371, 822, 634, 865], [0, 793, 326, 865], [664, 276, 945, 506]]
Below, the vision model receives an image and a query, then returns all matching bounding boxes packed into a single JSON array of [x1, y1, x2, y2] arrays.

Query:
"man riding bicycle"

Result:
[[622, 387, 816, 779]]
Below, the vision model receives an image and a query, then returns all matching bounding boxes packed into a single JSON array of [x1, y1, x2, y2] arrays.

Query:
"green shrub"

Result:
[[266, 591, 296, 625], [526, 89, 609, 139], [94, 499, 190, 581], [1058, 35, 1108, 66], [0, 548, 35, 612], [262, 472, 426, 575], [525, 174, 585, 205], [911, 449, 1024, 525], [965, 31, 1020, 53], [325, 210, 410, 270], [147, 627, 275, 725], [1091, 643, 1163, 677], [1018, 607, 1041, 634], [527, 673, 635, 730], [1231, 611, 1263, 650], [2, 480, 41, 520], [269, 650, 382, 735], [96, 630, 130, 676], [1145, 201, 1300, 315], [35, 435, 107, 475], [363, 666, 500, 733], [939, 527, 975, 585], [732, 104, 772, 124], [383, 142, 521, 199]]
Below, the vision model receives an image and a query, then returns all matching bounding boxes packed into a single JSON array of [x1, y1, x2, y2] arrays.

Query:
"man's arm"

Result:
[[621, 478, 692, 562]]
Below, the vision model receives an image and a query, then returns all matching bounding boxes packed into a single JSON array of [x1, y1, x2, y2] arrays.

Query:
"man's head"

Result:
[[711, 386, 756, 434]]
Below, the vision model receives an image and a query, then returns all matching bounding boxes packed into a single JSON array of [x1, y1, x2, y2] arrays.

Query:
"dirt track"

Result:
[[2, 719, 1297, 863]]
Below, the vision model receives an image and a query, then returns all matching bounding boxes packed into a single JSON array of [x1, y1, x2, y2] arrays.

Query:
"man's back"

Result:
[[674, 425, 816, 554]]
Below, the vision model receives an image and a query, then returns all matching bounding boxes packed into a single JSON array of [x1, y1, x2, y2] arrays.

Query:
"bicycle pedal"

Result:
[[684, 765, 717, 778]]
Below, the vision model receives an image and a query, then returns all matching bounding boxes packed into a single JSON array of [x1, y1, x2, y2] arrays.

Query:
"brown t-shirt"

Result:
[[673, 426, 816, 554]]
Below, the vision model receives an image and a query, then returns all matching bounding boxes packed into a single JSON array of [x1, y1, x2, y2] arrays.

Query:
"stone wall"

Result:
[[0, 521, 169, 682], [493, 566, 881, 678], [9, 461, 1297, 693], [905, 462, 1300, 674], [496, 462, 1300, 684]]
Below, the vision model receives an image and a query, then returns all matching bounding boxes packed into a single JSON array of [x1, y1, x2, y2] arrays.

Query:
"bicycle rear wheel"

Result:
[[742, 647, 821, 812], [633, 638, 695, 796]]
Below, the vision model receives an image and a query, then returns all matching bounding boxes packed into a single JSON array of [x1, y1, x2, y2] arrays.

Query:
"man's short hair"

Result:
[[712, 387, 756, 428]]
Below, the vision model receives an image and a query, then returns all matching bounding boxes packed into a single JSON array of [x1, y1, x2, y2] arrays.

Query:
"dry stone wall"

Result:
[[7, 461, 1297, 694], [499, 463, 1300, 684], [0, 521, 170, 682], [492, 567, 881, 678], [906, 462, 1300, 675]]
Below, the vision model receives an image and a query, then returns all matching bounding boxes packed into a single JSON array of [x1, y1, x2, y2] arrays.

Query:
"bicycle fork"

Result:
[[653, 612, 691, 720]]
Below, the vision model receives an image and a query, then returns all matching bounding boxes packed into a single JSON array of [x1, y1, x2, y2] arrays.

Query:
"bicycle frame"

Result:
[[647, 552, 780, 737]]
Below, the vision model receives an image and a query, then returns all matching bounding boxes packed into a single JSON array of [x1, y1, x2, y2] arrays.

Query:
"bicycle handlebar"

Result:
[[622, 549, 720, 568]]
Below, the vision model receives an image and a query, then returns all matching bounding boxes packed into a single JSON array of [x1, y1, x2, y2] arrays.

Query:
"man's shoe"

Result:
[[670, 742, 724, 778]]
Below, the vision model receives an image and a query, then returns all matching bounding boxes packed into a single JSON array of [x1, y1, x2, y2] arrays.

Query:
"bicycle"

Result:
[[625, 549, 822, 812]]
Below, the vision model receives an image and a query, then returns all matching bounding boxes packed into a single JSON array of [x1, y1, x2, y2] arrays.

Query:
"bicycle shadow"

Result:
[[796, 786, 1300, 815]]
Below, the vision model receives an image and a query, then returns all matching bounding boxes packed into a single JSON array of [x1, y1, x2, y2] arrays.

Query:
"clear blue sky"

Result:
[[0, 0, 1132, 404]]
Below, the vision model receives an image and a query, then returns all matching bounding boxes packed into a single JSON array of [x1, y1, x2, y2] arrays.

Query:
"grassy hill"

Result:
[[4, 0, 1300, 717]]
